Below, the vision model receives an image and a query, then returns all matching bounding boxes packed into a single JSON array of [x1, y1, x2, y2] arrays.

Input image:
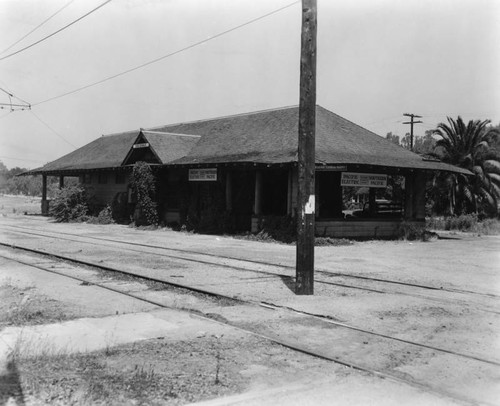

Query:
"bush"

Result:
[[427, 214, 500, 234], [87, 205, 115, 225], [254, 215, 296, 243], [131, 162, 158, 226], [49, 185, 89, 222]]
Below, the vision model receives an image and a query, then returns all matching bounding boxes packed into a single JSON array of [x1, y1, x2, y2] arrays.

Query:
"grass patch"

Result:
[[0, 282, 70, 327], [427, 215, 500, 235]]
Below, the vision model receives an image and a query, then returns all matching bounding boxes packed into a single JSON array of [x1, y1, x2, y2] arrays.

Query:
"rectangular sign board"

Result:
[[341, 172, 387, 188], [189, 168, 217, 181], [315, 165, 348, 172], [132, 143, 150, 149]]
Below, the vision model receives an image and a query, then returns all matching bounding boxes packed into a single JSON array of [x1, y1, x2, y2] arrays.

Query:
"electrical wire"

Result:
[[30, 110, 77, 148], [32, 0, 300, 106], [0, 0, 112, 62], [0, 86, 31, 110], [0, 156, 45, 164], [0, 0, 77, 55]]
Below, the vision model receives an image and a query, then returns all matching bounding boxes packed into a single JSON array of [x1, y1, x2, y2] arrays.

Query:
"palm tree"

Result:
[[432, 116, 500, 216]]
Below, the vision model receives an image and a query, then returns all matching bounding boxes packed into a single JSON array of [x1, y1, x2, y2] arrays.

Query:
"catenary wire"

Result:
[[0, 0, 77, 55], [0, 156, 45, 164], [32, 0, 300, 106], [0, 0, 112, 62], [30, 110, 77, 148]]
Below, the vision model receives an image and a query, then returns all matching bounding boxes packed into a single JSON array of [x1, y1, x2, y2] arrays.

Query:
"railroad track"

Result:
[[1, 246, 498, 406], [2, 223, 499, 316]]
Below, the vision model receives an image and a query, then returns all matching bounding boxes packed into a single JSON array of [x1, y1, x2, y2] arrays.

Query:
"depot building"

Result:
[[25, 106, 468, 238]]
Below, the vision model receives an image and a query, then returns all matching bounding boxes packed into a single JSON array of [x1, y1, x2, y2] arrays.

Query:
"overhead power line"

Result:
[[0, 87, 31, 110], [30, 110, 77, 149], [0, 0, 77, 55], [32, 0, 300, 106], [0, 156, 45, 164], [0, 0, 112, 62]]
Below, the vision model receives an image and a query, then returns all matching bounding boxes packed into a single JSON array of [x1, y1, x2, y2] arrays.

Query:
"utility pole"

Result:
[[403, 113, 422, 151], [296, 0, 317, 295]]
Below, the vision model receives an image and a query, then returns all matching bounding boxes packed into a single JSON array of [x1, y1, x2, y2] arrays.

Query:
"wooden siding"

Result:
[[80, 171, 128, 206], [316, 220, 424, 238]]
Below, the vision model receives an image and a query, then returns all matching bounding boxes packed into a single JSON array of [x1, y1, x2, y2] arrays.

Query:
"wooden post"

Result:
[[296, 0, 317, 295], [404, 173, 415, 220], [41, 174, 48, 215], [225, 170, 232, 212], [254, 170, 262, 215], [59, 175, 64, 189]]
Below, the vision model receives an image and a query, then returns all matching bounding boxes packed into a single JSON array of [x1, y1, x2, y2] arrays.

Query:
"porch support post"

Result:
[[414, 171, 426, 220], [404, 172, 415, 220], [287, 168, 293, 216], [225, 170, 232, 212], [254, 170, 263, 215], [59, 175, 64, 189], [41, 174, 48, 215]]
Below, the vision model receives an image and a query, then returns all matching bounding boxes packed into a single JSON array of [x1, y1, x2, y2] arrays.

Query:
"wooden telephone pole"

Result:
[[403, 113, 422, 151], [296, 0, 317, 295]]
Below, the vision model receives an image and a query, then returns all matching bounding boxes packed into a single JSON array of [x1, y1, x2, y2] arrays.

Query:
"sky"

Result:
[[0, 0, 499, 170]]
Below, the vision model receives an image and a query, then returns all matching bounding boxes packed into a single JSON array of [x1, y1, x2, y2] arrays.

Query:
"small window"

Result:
[[115, 173, 126, 184], [98, 173, 108, 184]]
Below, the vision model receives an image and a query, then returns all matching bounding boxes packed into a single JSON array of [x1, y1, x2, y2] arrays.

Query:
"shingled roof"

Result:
[[25, 105, 469, 175], [154, 105, 469, 174], [25, 130, 199, 175]]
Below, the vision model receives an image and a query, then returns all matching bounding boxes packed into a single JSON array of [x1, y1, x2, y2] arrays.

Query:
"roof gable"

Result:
[[121, 132, 162, 166]]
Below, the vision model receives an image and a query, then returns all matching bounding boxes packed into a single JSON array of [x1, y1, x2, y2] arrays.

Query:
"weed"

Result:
[[427, 215, 500, 235]]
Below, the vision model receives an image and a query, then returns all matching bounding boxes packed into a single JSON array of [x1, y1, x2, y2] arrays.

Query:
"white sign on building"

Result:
[[189, 168, 217, 181], [341, 172, 387, 188]]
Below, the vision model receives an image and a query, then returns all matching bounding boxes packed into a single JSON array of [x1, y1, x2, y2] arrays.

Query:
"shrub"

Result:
[[427, 214, 500, 234], [254, 215, 296, 243], [87, 205, 115, 225], [131, 162, 158, 226], [49, 185, 89, 222]]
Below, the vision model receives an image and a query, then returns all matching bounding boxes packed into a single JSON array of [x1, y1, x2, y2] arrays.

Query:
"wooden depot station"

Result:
[[25, 106, 468, 238]]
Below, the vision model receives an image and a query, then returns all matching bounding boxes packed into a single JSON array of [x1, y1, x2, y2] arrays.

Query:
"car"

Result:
[[351, 199, 403, 218]]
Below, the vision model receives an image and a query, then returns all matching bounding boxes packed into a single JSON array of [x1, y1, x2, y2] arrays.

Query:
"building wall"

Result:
[[79, 171, 129, 207]]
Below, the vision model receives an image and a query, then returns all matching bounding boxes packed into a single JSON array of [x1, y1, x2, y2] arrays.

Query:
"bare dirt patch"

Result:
[[16, 332, 343, 406]]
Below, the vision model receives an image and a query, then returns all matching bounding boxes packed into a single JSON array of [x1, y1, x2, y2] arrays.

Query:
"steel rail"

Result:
[[2, 225, 499, 314], [5, 222, 499, 299], [1, 241, 499, 370], [0, 251, 489, 406]]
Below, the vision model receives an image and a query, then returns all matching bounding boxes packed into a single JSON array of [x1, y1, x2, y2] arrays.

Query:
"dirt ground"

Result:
[[0, 261, 347, 406], [1, 195, 499, 405]]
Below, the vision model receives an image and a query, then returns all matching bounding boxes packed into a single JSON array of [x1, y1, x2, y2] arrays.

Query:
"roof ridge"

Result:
[[147, 105, 299, 130], [143, 130, 201, 138], [101, 129, 140, 138], [316, 105, 383, 138]]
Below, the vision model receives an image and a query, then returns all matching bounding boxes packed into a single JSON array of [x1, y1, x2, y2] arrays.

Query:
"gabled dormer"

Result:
[[121, 130, 162, 166]]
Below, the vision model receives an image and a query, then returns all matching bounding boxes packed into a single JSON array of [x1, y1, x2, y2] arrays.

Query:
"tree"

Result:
[[431, 116, 500, 216], [385, 132, 401, 146]]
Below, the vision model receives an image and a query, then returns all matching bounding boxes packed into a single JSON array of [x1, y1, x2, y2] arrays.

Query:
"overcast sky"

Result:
[[0, 0, 499, 169]]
